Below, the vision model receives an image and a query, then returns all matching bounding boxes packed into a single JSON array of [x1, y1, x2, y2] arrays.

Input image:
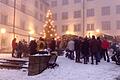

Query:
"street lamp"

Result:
[[13, 0, 16, 38], [82, 0, 85, 37], [1, 28, 6, 34], [88, 32, 91, 38], [0, 28, 6, 49], [95, 29, 100, 37], [65, 31, 70, 34], [28, 30, 34, 42], [96, 29, 100, 33]]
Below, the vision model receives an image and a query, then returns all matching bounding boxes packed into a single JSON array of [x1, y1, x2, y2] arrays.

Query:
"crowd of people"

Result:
[[65, 35, 110, 65], [11, 37, 56, 58], [12, 38, 29, 58], [11, 35, 112, 65]]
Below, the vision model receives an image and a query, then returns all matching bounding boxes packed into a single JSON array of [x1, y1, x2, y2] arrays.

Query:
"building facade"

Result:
[[0, 0, 49, 51], [49, 0, 120, 37]]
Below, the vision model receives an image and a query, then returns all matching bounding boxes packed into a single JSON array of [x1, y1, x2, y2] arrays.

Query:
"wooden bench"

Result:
[[0, 63, 27, 69], [0, 58, 28, 62], [0, 58, 28, 69]]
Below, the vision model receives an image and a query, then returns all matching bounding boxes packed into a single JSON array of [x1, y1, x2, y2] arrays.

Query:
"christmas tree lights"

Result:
[[43, 10, 58, 39]]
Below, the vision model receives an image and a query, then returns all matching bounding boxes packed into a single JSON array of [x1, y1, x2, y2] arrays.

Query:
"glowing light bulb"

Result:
[[50, 34, 53, 36]]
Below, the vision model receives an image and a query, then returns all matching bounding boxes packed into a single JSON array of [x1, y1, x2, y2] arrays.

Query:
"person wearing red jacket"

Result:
[[101, 37, 110, 62], [12, 38, 17, 57]]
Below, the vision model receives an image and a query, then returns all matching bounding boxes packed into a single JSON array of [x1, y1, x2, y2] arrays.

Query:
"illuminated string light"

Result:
[[43, 10, 58, 39]]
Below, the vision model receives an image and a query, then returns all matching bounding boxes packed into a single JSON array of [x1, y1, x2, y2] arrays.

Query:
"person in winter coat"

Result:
[[89, 35, 99, 65], [97, 37, 102, 62], [12, 38, 17, 57], [37, 37, 46, 51], [74, 36, 82, 63], [101, 37, 110, 62], [29, 40, 37, 55], [81, 37, 89, 64], [16, 41, 23, 58], [59, 38, 67, 50], [49, 38, 56, 52], [66, 38, 75, 60], [22, 40, 29, 57]]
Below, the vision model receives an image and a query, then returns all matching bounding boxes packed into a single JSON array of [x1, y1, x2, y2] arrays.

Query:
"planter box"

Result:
[[28, 55, 51, 76]]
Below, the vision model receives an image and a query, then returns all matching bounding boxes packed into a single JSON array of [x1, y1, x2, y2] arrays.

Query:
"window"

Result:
[[87, 0, 94, 1], [0, 14, 8, 25], [51, 1, 57, 7], [86, 8, 94, 17], [116, 20, 120, 29], [35, 0, 39, 8], [40, 14, 43, 21], [86, 24, 94, 31], [21, 4, 26, 13], [62, 12, 68, 20], [34, 25, 38, 33], [62, 25, 68, 32], [101, 7, 110, 16], [35, 12, 38, 19], [44, 7, 48, 13], [102, 21, 111, 30], [87, 24, 90, 31], [74, 24, 81, 32], [74, 10, 81, 18], [53, 13, 57, 20], [40, 4, 43, 11], [74, 0, 81, 3], [91, 24, 94, 30], [20, 20, 26, 30], [62, 0, 69, 5], [116, 5, 120, 14], [1, 0, 9, 4]]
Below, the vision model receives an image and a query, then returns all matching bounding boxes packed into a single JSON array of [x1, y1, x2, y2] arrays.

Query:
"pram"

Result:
[[48, 51, 59, 68], [111, 46, 120, 65]]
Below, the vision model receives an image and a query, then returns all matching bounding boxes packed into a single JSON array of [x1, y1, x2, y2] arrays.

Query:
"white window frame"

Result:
[[62, 12, 68, 20], [51, 1, 57, 7], [101, 6, 110, 16], [116, 5, 120, 14], [62, 0, 69, 5], [102, 21, 111, 30], [74, 24, 81, 32], [86, 8, 95, 17], [74, 10, 81, 18], [62, 25, 68, 32]]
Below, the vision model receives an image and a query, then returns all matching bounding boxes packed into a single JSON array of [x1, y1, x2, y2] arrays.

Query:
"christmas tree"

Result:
[[43, 10, 57, 39]]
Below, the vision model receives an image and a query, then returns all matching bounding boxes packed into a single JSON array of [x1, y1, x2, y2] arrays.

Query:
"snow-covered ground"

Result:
[[0, 54, 120, 80]]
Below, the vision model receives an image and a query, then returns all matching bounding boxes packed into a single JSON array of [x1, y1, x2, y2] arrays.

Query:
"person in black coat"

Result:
[[16, 41, 23, 58], [81, 37, 89, 64], [97, 37, 102, 62], [89, 35, 99, 65], [50, 38, 56, 52], [29, 40, 37, 55], [74, 37, 82, 63]]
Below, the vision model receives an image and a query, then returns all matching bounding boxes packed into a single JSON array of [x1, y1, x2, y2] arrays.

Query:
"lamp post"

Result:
[[0, 28, 6, 49], [96, 29, 100, 37], [88, 32, 91, 38], [13, 0, 16, 38], [96, 29, 100, 33], [82, 0, 85, 37]]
